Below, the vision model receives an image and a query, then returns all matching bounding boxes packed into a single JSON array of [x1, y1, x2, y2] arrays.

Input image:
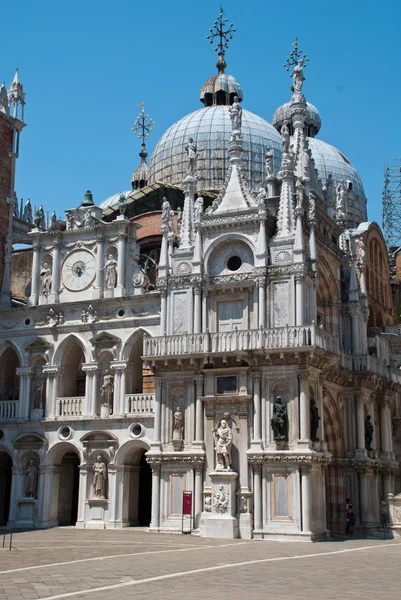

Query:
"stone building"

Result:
[[0, 18, 400, 539]]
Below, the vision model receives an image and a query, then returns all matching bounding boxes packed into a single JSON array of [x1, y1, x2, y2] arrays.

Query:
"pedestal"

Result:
[[16, 497, 37, 528], [199, 471, 239, 539], [100, 404, 111, 418], [30, 408, 44, 421], [85, 497, 108, 529]]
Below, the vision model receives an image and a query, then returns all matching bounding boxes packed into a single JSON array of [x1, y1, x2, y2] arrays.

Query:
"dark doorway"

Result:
[[0, 452, 12, 525], [57, 452, 79, 526], [137, 451, 152, 526]]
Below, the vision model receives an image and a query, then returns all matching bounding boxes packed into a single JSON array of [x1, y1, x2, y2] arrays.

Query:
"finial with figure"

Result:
[[228, 96, 242, 138], [284, 39, 308, 94], [281, 121, 290, 154], [185, 138, 197, 176]]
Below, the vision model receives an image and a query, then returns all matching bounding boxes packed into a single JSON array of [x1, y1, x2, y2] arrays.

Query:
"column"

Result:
[[317, 375, 325, 447], [194, 375, 204, 444], [116, 232, 127, 294], [301, 467, 311, 532], [94, 235, 104, 297], [110, 362, 128, 416], [380, 400, 390, 455], [29, 243, 41, 306], [253, 464, 262, 531], [75, 465, 88, 528], [193, 287, 202, 334], [356, 395, 366, 453], [37, 465, 58, 528], [153, 377, 162, 446], [160, 290, 167, 335], [150, 463, 161, 529], [295, 275, 305, 326], [258, 281, 266, 329], [82, 364, 99, 417], [358, 468, 369, 522], [299, 372, 310, 444], [50, 240, 61, 303], [16, 368, 33, 419], [252, 372, 262, 445], [194, 465, 203, 529], [43, 366, 60, 418]]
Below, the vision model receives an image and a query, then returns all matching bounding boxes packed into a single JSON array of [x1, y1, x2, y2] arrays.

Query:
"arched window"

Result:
[[0, 348, 20, 401], [60, 342, 86, 397]]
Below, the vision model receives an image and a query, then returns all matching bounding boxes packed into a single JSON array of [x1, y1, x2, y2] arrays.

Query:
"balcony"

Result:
[[0, 400, 17, 420], [57, 397, 84, 417], [144, 325, 316, 359], [126, 393, 154, 415]]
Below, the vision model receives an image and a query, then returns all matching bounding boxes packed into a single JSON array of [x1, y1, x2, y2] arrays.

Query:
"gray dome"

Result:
[[148, 106, 282, 192], [308, 138, 367, 226], [272, 101, 321, 137]]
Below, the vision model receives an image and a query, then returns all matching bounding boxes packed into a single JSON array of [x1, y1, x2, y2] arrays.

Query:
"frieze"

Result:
[[207, 273, 256, 286], [146, 454, 205, 465], [247, 453, 332, 467]]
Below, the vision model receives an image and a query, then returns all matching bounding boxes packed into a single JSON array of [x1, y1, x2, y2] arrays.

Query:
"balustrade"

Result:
[[0, 400, 17, 420], [126, 393, 154, 414], [57, 397, 84, 417]]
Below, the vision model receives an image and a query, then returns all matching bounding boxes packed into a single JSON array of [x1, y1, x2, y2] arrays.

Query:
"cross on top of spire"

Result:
[[283, 39, 309, 74], [207, 6, 236, 55], [132, 103, 155, 145]]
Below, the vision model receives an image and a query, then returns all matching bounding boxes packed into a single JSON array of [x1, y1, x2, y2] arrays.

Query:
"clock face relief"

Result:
[[61, 250, 96, 291]]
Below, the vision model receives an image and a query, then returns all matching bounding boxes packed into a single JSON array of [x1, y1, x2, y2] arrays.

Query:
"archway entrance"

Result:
[[0, 452, 12, 525], [137, 451, 152, 526], [57, 452, 79, 526], [324, 396, 345, 534]]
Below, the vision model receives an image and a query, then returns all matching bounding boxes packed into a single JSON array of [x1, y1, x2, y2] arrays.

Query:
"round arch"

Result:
[[115, 439, 152, 527], [204, 233, 256, 272]]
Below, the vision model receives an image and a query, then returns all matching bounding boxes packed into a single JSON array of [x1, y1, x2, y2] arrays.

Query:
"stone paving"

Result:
[[0, 529, 400, 600]]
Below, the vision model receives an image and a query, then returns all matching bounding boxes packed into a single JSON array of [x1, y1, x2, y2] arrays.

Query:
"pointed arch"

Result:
[[0, 340, 24, 366], [121, 327, 153, 361], [53, 333, 89, 365]]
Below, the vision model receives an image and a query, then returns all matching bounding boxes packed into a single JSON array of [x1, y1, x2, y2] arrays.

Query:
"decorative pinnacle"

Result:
[[132, 102, 155, 145], [284, 39, 309, 74], [207, 6, 236, 56]]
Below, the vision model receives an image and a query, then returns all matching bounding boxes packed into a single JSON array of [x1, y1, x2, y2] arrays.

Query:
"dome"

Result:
[[272, 101, 321, 137], [148, 106, 282, 192], [308, 138, 367, 226], [200, 73, 243, 106], [100, 190, 131, 211]]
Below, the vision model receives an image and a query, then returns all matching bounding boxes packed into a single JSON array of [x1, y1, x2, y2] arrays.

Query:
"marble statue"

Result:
[[335, 180, 346, 220], [271, 396, 288, 441], [291, 59, 305, 93], [101, 374, 114, 410], [228, 96, 242, 137], [310, 399, 320, 442], [265, 147, 273, 177], [40, 262, 52, 296], [173, 406, 184, 439], [214, 419, 233, 470], [204, 495, 212, 512], [308, 191, 316, 222], [50, 211, 57, 229], [323, 174, 335, 208], [93, 455, 107, 498], [281, 122, 290, 154], [365, 414, 374, 450], [32, 380, 45, 410], [185, 138, 197, 176], [194, 197, 204, 222], [161, 197, 174, 234], [238, 496, 247, 513], [256, 186, 266, 210], [103, 255, 118, 289], [81, 304, 97, 323], [24, 459, 38, 498], [37, 205, 46, 230], [23, 199, 32, 223], [213, 485, 229, 513]]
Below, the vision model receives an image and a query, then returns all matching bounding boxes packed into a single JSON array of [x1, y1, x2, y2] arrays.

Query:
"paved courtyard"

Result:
[[0, 529, 400, 600]]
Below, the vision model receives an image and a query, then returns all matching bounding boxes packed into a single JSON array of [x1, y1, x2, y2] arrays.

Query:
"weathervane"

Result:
[[132, 103, 155, 144], [207, 6, 236, 55], [283, 39, 309, 74]]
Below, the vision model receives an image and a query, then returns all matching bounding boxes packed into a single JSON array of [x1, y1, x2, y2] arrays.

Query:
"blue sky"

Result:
[[1, 0, 400, 226]]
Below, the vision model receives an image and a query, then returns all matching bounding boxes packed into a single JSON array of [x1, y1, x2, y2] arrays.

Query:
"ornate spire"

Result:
[[284, 39, 309, 91], [131, 103, 155, 189], [7, 67, 25, 121], [207, 6, 236, 74]]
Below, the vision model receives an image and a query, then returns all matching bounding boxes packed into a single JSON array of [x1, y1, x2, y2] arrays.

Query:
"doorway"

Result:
[[137, 451, 152, 526], [0, 452, 12, 525], [57, 452, 79, 526]]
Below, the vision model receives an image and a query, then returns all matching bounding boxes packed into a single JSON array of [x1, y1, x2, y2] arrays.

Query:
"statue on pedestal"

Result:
[[103, 255, 118, 289], [310, 399, 320, 442], [214, 419, 233, 470], [185, 138, 197, 176], [93, 455, 108, 498], [271, 396, 288, 441], [265, 147, 273, 177], [365, 414, 374, 450], [228, 96, 242, 137], [101, 374, 114, 413], [24, 458, 38, 498], [291, 59, 305, 93], [173, 406, 184, 440], [40, 262, 52, 296]]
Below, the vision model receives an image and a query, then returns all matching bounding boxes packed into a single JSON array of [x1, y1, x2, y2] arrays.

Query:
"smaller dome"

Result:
[[272, 101, 321, 137], [200, 73, 243, 106], [100, 191, 131, 211], [131, 143, 150, 190]]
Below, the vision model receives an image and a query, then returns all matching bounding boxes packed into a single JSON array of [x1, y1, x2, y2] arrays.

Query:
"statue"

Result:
[[271, 396, 288, 441], [103, 255, 118, 289], [83, 210, 93, 228], [185, 138, 197, 176], [37, 205, 46, 230], [118, 193, 128, 218], [265, 147, 273, 177], [308, 191, 316, 222], [281, 121, 290, 154], [23, 199, 32, 223], [336, 180, 346, 221], [213, 485, 229, 513], [173, 406, 184, 439], [101, 374, 114, 411], [177, 207, 182, 233], [256, 185, 266, 210], [204, 495, 212, 512], [194, 196, 204, 222], [310, 399, 320, 442], [92, 455, 107, 498], [365, 414, 374, 450], [323, 174, 335, 209], [228, 95, 242, 137], [0, 83, 9, 115], [66, 211, 75, 230], [32, 380, 45, 410], [24, 458, 38, 498], [40, 262, 52, 296], [161, 197, 174, 235], [291, 59, 305, 93], [50, 211, 57, 229], [214, 419, 233, 471]]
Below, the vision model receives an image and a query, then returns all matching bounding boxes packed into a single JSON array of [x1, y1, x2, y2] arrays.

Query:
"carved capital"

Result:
[[110, 361, 128, 372], [16, 367, 34, 378], [153, 376, 163, 390]]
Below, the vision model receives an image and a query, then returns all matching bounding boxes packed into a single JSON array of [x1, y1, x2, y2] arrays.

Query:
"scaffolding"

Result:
[[382, 159, 401, 248]]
